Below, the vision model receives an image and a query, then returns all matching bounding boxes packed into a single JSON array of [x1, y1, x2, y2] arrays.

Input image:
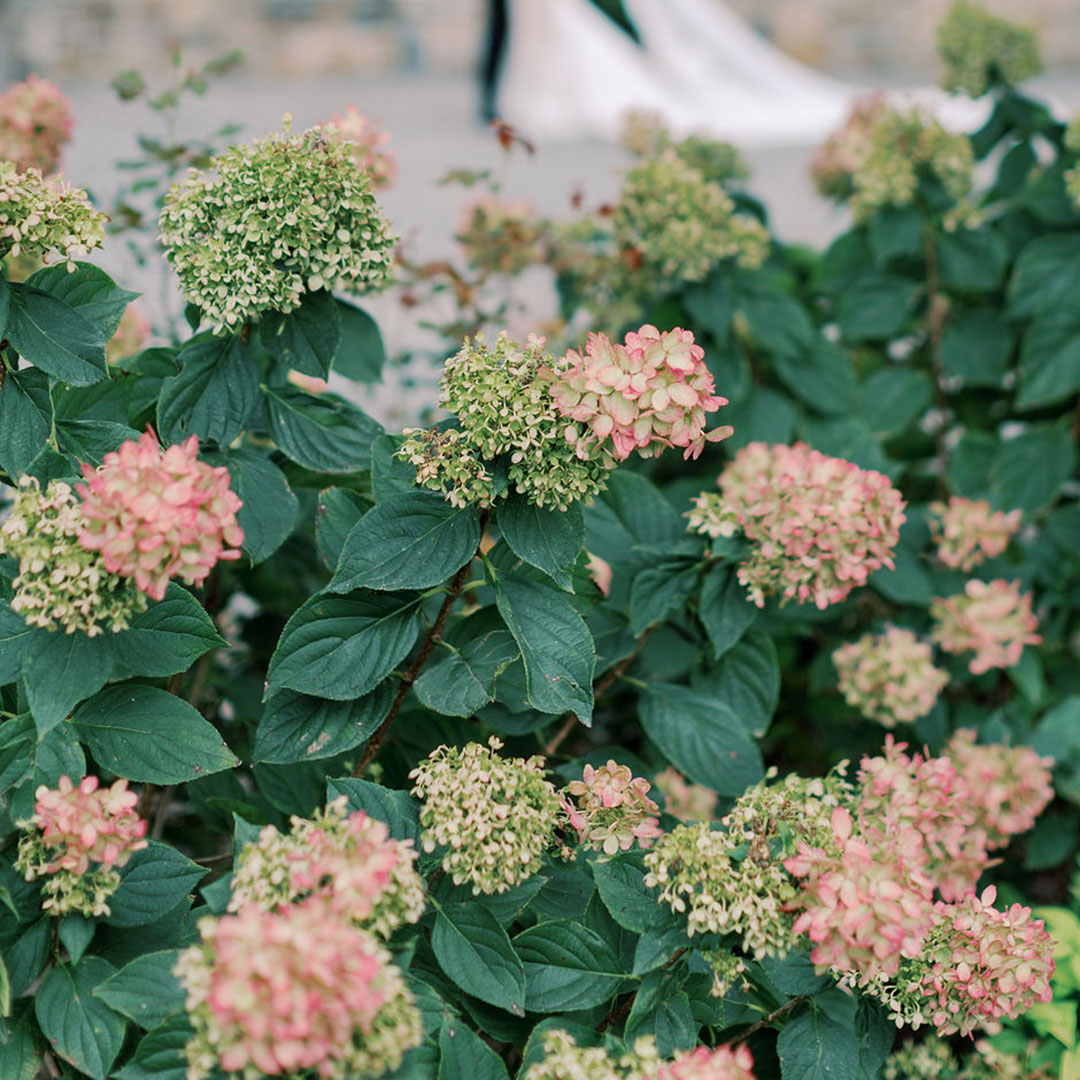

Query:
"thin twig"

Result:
[[722, 995, 809, 1046]]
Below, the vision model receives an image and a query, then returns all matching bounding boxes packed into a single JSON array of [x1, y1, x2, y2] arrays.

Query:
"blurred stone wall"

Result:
[[1, 0, 1076, 83]]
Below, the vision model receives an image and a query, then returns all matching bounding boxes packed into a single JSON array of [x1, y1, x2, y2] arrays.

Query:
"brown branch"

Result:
[[721, 995, 809, 1046]]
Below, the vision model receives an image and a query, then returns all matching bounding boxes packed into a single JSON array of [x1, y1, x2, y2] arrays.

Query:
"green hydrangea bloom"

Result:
[[159, 119, 396, 332], [937, 1, 1043, 98]]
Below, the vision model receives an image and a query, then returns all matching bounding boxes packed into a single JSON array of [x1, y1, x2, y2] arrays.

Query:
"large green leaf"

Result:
[[497, 496, 584, 590], [326, 776, 420, 842], [54, 418, 140, 464], [259, 288, 341, 377], [698, 564, 756, 659], [72, 685, 239, 783], [330, 491, 480, 592], [772, 343, 857, 416], [4, 283, 108, 386], [513, 921, 625, 1012], [0, 368, 53, 477], [940, 308, 1013, 388], [334, 299, 387, 383], [104, 843, 206, 927], [34, 958, 126, 1080], [1017, 311, 1080, 409], [738, 288, 814, 359], [1008, 231, 1080, 318], [93, 951, 185, 1029], [25, 262, 137, 340], [591, 857, 665, 934], [431, 903, 526, 1016], [693, 627, 780, 737], [264, 385, 383, 472], [22, 631, 115, 738], [0, 604, 41, 687], [639, 684, 762, 796], [0, 1015, 40, 1080], [777, 992, 860, 1080], [858, 366, 933, 436], [112, 1015, 192, 1080], [989, 424, 1076, 513], [937, 225, 1008, 292], [835, 273, 918, 341], [438, 1014, 509, 1080], [0, 272, 9, 339], [495, 570, 594, 723], [6, 720, 86, 823], [315, 487, 371, 569], [629, 563, 700, 635], [625, 971, 696, 1057], [267, 589, 423, 700]]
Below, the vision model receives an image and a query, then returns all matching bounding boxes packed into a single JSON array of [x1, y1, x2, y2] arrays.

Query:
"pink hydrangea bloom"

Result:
[[930, 579, 1040, 675], [919, 886, 1054, 1037], [929, 497, 1022, 572], [651, 1044, 757, 1080], [809, 92, 889, 199], [785, 806, 936, 981], [545, 325, 732, 462], [693, 442, 905, 609], [0, 74, 74, 174], [29, 774, 147, 876], [563, 760, 662, 855], [653, 766, 718, 822], [833, 626, 949, 728], [78, 431, 244, 601], [322, 105, 397, 189], [946, 729, 1053, 849]]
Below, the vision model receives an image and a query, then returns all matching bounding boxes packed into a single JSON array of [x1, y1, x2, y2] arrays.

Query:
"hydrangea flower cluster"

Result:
[[0, 74, 74, 174], [1066, 116, 1080, 207], [456, 196, 546, 276], [545, 325, 733, 462], [833, 626, 950, 728], [930, 579, 1040, 674], [0, 475, 148, 635], [159, 121, 396, 331], [0, 161, 106, 267], [651, 1044, 757, 1080], [883, 1036, 1035, 1080], [105, 303, 152, 364], [929, 496, 1021, 571], [809, 93, 889, 201], [653, 766, 718, 822], [175, 902, 421, 1080], [621, 111, 748, 187], [409, 737, 561, 894], [562, 760, 662, 856], [687, 441, 905, 609], [15, 775, 147, 917], [228, 798, 425, 939], [78, 431, 244, 602], [945, 729, 1054, 849], [320, 105, 397, 189], [936, 1, 1042, 98]]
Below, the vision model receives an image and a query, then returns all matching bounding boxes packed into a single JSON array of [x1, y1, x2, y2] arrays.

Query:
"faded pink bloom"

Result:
[[78, 431, 244, 601], [691, 442, 905, 609], [106, 304, 152, 364], [931, 579, 1040, 675], [321, 105, 397, 189], [586, 552, 613, 596], [810, 93, 889, 200], [287, 370, 330, 394], [653, 766, 718, 822], [545, 325, 732, 462], [946, 729, 1053, 849], [833, 626, 949, 728], [29, 775, 147, 876], [563, 760, 662, 856], [0, 74, 74, 174], [929, 497, 1022, 572], [651, 1043, 757, 1080]]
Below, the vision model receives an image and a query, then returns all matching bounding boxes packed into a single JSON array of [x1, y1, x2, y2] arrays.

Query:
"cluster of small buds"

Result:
[[105, 303, 152, 364], [562, 760, 662, 856], [653, 767, 718, 822], [159, 120, 396, 331], [945, 729, 1054, 848], [0, 475, 148, 635], [78, 431, 244, 602], [320, 105, 397, 189], [456, 196, 546, 276], [15, 775, 147, 917], [228, 798, 425, 938], [545, 325, 733, 461], [688, 442, 906, 609], [651, 1045, 757, 1080], [409, 737, 561, 894], [0, 74, 74, 174], [174, 903, 421, 1080], [936, 1, 1043, 98], [644, 770, 849, 961], [930, 579, 1041, 674], [0, 161, 106, 267], [521, 1030, 633, 1080], [833, 626, 950, 728], [929, 497, 1022, 571], [1066, 116, 1080, 208], [620, 111, 748, 187], [883, 1037, 1037, 1080], [810, 93, 889, 200], [611, 150, 769, 297], [397, 426, 498, 509]]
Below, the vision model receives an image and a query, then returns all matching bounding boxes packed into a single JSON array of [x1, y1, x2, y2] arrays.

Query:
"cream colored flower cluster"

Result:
[[0, 74, 74, 175], [159, 121, 396, 331], [809, 93, 889, 201], [621, 111, 748, 187], [409, 736, 561, 894], [0, 475, 148, 636], [936, 1, 1042, 98], [883, 1035, 1037, 1080], [930, 578, 1040, 674], [929, 496, 1021, 572], [562, 760, 662, 856]]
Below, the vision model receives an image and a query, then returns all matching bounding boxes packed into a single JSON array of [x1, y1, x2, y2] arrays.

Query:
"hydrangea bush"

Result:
[[1, 5, 1079, 1079]]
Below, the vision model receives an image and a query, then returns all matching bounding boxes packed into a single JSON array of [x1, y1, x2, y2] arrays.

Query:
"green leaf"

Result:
[[868, 205, 923, 263], [23, 632, 115, 738], [72, 685, 239, 784], [698, 564, 756, 659], [58, 915, 94, 965], [7, 720, 85, 823], [4, 283, 108, 386], [259, 288, 341, 378], [1017, 313, 1080, 409], [264, 386, 383, 472], [835, 273, 918, 341], [495, 570, 594, 723], [105, 842, 206, 927], [937, 226, 1008, 292], [254, 684, 393, 763], [438, 1015, 510, 1080], [989, 424, 1076, 513], [694, 627, 779, 737], [0, 606, 39, 687], [591, 857, 663, 934], [639, 683, 762, 796], [112, 1015, 192, 1080], [414, 612, 519, 717], [940, 308, 1013, 388], [722, 385, 798, 451], [497, 496, 584, 590], [0, 953, 9, 1017], [1008, 232, 1080, 318], [513, 920, 625, 1013], [157, 334, 259, 445], [777, 993, 859, 1080], [0, 1015, 40, 1080], [772, 343, 858, 416], [0, 368, 53, 477], [326, 776, 420, 842], [870, 540, 934, 607], [330, 491, 480, 592], [630, 563, 699, 635], [738, 289, 814, 359], [93, 951, 185, 1029], [431, 903, 526, 1016], [25, 262, 137, 340], [315, 487, 371, 568], [597, 471, 685, 548], [34, 957, 126, 1080], [334, 299, 387, 383], [54, 418, 141, 464], [112, 584, 227, 678], [0, 272, 9, 339], [625, 976, 696, 1057], [5, 919, 51, 996], [858, 366, 933, 436], [855, 998, 895, 1080], [207, 446, 299, 564], [267, 589, 423, 700]]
